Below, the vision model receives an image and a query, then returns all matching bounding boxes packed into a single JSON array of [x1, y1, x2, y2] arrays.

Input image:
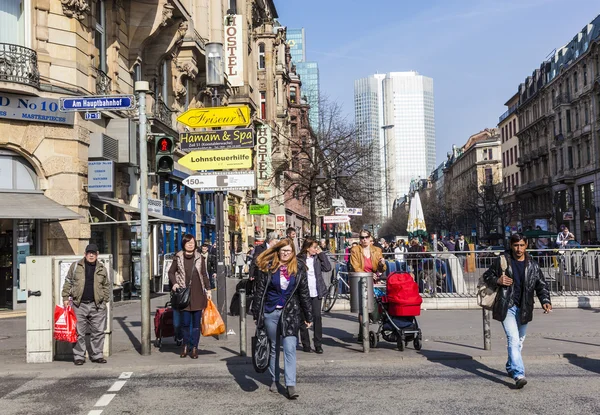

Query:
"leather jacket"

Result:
[[483, 252, 551, 325], [252, 261, 313, 337], [297, 252, 332, 299]]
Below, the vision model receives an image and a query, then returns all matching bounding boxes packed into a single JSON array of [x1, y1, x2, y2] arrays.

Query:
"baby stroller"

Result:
[[369, 272, 423, 351]]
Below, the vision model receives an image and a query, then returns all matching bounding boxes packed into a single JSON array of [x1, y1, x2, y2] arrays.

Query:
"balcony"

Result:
[[553, 92, 571, 108], [0, 43, 40, 88], [94, 67, 112, 95], [152, 98, 173, 128]]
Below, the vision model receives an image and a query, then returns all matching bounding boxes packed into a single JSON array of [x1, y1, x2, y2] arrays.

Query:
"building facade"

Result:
[[499, 93, 520, 229]]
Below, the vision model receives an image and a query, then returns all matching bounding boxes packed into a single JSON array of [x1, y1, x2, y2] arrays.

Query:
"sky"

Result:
[[275, 0, 600, 166]]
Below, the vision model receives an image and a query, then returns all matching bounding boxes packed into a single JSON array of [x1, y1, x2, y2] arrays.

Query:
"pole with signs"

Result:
[[135, 81, 151, 356]]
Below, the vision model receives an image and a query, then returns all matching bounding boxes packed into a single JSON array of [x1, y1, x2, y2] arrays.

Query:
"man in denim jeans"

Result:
[[483, 233, 552, 388]]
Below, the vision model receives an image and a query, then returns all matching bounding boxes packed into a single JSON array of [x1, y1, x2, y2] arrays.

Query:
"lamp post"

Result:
[[205, 42, 228, 334]]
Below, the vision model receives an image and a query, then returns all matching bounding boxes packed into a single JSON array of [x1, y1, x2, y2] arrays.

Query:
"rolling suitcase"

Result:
[[154, 302, 174, 347]]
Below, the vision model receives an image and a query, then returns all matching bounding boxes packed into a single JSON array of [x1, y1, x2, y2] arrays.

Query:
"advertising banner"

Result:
[[88, 161, 114, 192], [224, 14, 244, 87], [179, 128, 253, 151], [177, 106, 251, 129], [182, 171, 256, 191], [0, 93, 74, 125], [256, 124, 273, 199], [178, 148, 253, 171]]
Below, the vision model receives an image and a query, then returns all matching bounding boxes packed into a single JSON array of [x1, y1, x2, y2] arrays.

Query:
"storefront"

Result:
[[0, 151, 81, 309], [198, 192, 216, 245]]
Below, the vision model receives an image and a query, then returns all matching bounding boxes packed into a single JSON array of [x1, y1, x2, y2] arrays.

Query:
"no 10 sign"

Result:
[[0, 92, 74, 125]]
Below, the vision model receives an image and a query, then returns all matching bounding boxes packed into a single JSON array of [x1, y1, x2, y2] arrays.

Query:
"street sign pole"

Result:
[[136, 81, 151, 356]]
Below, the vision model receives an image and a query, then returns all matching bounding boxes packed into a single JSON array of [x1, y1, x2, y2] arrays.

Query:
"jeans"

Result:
[[264, 309, 297, 386], [501, 305, 528, 379], [182, 310, 202, 348], [173, 309, 193, 344], [300, 297, 322, 348]]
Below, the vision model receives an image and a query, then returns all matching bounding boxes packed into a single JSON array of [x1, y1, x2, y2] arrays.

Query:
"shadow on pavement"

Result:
[[433, 340, 485, 351], [544, 337, 600, 348], [322, 312, 357, 323], [563, 354, 600, 374], [114, 316, 142, 354], [322, 327, 360, 351], [419, 350, 515, 389], [221, 346, 269, 392]]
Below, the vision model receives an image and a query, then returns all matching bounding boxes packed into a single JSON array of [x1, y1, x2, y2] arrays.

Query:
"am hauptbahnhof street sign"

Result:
[[59, 95, 136, 111]]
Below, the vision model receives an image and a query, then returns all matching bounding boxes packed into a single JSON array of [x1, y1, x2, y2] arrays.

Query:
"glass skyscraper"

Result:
[[354, 71, 436, 219], [287, 28, 320, 131]]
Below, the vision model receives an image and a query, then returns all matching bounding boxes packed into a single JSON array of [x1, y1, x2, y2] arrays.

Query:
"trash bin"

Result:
[[349, 272, 374, 313]]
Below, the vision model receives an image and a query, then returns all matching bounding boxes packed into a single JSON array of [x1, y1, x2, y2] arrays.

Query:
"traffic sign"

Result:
[[59, 95, 135, 111], [332, 198, 346, 207], [334, 207, 363, 216], [316, 208, 333, 216], [178, 148, 253, 171], [177, 105, 251, 129], [84, 112, 101, 120], [179, 128, 254, 151], [182, 171, 256, 191], [249, 204, 270, 215], [323, 215, 350, 224]]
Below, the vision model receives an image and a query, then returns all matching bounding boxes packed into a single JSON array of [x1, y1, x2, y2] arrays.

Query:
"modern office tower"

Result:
[[354, 71, 436, 219], [287, 28, 320, 131]]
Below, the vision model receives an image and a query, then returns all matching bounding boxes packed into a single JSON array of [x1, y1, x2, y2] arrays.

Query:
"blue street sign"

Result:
[[85, 112, 101, 120], [59, 95, 135, 112]]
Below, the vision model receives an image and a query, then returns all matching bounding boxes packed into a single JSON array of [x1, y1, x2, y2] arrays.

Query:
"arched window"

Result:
[[0, 150, 38, 191], [258, 43, 265, 70]]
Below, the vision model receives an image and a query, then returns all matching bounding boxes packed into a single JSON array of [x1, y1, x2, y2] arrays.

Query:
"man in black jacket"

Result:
[[483, 233, 552, 388]]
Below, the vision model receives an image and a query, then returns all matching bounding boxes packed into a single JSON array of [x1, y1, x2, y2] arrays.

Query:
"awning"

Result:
[[0, 191, 82, 220], [91, 194, 184, 224]]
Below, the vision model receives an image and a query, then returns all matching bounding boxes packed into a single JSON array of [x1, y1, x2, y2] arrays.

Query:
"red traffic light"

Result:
[[158, 137, 172, 152]]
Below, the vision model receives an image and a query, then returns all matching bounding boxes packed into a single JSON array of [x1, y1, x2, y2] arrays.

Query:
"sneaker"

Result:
[[515, 376, 527, 389]]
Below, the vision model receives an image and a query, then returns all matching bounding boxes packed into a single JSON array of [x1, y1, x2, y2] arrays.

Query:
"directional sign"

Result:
[[182, 171, 256, 191], [178, 148, 253, 171], [331, 198, 346, 207], [85, 112, 101, 120], [179, 128, 254, 151], [59, 95, 135, 111], [316, 208, 333, 216], [323, 215, 350, 224], [334, 207, 363, 216], [249, 204, 270, 215], [177, 105, 251, 129]]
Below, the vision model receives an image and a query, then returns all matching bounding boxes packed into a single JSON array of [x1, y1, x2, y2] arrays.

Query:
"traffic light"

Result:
[[155, 135, 174, 174]]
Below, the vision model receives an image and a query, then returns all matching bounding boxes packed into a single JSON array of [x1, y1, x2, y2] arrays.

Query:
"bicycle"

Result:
[[322, 265, 350, 312]]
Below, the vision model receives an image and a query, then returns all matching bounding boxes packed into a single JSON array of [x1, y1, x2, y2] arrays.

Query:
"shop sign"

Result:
[[182, 170, 256, 191], [139, 198, 163, 215], [266, 215, 276, 229], [179, 128, 254, 151], [178, 148, 253, 171], [334, 207, 362, 216], [323, 215, 350, 224], [224, 14, 244, 87], [332, 198, 345, 207], [563, 212, 574, 221], [276, 214, 286, 230], [0, 93, 74, 125], [88, 161, 114, 192], [177, 106, 251, 129], [256, 124, 273, 199], [249, 204, 270, 215]]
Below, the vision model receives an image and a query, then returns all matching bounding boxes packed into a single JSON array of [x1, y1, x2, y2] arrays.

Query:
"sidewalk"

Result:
[[1, 278, 599, 372]]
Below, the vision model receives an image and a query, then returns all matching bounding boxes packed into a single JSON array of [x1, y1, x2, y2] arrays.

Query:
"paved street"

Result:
[[1, 278, 600, 414]]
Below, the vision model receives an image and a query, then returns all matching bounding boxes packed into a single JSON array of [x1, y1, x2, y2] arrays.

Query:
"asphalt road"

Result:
[[2, 356, 600, 415]]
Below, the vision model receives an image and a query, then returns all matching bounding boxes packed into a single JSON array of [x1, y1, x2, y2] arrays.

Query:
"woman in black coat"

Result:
[[297, 237, 332, 354], [252, 238, 313, 400]]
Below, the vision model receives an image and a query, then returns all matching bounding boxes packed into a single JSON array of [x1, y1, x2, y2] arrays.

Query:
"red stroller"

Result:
[[370, 272, 423, 351]]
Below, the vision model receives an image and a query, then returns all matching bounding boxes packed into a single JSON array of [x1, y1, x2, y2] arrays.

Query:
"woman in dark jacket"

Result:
[[168, 234, 211, 359], [297, 237, 332, 354], [252, 238, 313, 400]]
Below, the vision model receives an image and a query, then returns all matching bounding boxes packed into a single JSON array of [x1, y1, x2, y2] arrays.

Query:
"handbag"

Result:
[[251, 325, 270, 373], [477, 256, 506, 310], [171, 276, 191, 310]]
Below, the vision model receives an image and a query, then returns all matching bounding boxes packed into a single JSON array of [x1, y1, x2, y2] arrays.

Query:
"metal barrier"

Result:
[[323, 248, 600, 298]]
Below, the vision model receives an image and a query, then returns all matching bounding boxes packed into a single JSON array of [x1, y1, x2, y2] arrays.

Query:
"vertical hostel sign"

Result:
[[256, 124, 273, 199], [225, 14, 244, 87]]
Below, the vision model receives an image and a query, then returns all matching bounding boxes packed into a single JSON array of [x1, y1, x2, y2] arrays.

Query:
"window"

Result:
[[585, 102, 589, 124], [587, 141, 591, 164], [575, 108, 579, 130], [574, 72, 578, 92], [94, 0, 107, 71], [501, 127, 505, 142], [509, 122, 512, 138], [577, 144, 581, 168], [485, 168, 493, 186], [568, 146, 573, 169], [260, 91, 266, 119], [290, 86, 297, 103], [513, 119, 517, 135], [258, 43, 265, 70], [511, 174, 515, 189], [584, 64, 588, 86], [560, 148, 564, 171], [502, 152, 506, 168], [553, 152, 558, 175], [558, 112, 563, 133], [0, 0, 26, 46], [566, 110, 571, 132], [515, 173, 519, 186], [510, 147, 514, 165]]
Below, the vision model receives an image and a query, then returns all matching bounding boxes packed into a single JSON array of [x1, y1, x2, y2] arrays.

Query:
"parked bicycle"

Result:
[[322, 259, 350, 312]]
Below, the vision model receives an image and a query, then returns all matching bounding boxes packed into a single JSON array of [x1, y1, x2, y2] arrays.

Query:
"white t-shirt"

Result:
[[306, 256, 317, 298], [394, 246, 406, 261]]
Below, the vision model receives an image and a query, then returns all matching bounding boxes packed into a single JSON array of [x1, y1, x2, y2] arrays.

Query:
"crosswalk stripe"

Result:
[[94, 394, 116, 407]]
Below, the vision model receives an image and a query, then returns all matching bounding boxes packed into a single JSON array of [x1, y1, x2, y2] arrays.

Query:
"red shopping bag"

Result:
[[54, 305, 78, 343]]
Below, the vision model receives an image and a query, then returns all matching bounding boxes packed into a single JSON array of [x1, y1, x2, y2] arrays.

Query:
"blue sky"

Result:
[[276, 0, 600, 165]]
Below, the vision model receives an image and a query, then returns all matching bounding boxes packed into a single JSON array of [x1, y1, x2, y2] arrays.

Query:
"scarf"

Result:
[[280, 265, 290, 281]]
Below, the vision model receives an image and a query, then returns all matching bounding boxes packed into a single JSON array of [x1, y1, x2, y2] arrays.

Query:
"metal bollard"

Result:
[[482, 308, 491, 351], [239, 289, 247, 356], [360, 276, 369, 353]]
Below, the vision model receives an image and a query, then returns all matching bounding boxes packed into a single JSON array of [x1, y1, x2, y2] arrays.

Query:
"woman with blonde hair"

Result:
[[252, 238, 313, 400]]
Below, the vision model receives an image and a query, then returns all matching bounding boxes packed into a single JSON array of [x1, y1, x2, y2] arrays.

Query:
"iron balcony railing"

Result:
[[94, 67, 112, 95], [0, 43, 40, 88], [153, 98, 173, 128]]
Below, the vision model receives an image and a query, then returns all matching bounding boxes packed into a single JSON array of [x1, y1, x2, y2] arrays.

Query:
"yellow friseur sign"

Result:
[[176, 106, 251, 128], [177, 148, 253, 171]]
